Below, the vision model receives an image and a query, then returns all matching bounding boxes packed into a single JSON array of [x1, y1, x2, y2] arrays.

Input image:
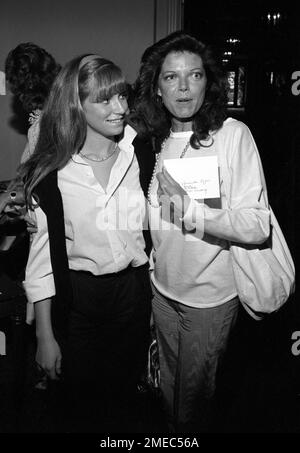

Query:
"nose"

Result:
[[178, 76, 189, 92], [111, 96, 127, 114]]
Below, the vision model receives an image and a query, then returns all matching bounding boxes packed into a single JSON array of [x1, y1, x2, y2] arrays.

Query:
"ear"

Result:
[[157, 87, 162, 97]]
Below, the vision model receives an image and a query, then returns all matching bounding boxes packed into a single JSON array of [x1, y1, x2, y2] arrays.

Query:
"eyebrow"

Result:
[[161, 67, 204, 73]]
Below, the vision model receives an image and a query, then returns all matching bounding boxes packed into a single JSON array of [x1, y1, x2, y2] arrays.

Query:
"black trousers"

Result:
[[61, 264, 152, 433]]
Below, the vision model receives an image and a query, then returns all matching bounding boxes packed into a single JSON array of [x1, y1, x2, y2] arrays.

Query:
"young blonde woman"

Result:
[[18, 54, 152, 432]]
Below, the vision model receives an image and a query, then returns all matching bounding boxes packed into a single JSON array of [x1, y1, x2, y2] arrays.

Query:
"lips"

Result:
[[106, 118, 124, 124], [176, 98, 192, 103]]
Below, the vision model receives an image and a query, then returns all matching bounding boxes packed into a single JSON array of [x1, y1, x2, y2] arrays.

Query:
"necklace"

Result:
[[79, 142, 118, 162], [147, 136, 191, 208]]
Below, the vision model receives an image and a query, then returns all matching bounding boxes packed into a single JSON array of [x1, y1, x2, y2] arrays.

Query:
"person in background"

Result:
[[17, 54, 152, 432], [5, 42, 61, 161], [131, 31, 271, 432], [2, 43, 56, 304], [0, 189, 25, 224], [0, 182, 35, 238]]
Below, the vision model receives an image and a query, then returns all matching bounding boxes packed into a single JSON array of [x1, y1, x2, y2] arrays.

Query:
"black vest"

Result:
[[34, 136, 155, 337]]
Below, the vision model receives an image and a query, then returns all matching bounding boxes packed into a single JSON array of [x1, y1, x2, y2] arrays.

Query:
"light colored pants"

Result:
[[152, 285, 239, 432]]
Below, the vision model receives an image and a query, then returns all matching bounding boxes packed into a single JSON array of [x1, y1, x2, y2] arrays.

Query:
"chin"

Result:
[[113, 126, 125, 135], [173, 108, 196, 118], [106, 124, 124, 135]]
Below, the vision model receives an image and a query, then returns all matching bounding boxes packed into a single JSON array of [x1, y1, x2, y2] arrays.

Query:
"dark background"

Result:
[[185, 0, 299, 253], [184, 0, 300, 432]]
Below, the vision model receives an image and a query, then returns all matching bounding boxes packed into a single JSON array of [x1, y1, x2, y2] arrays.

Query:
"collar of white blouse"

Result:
[[72, 124, 137, 166]]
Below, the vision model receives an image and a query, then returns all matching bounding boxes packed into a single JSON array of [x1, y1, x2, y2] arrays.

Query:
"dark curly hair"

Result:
[[130, 31, 228, 149], [5, 42, 61, 113]]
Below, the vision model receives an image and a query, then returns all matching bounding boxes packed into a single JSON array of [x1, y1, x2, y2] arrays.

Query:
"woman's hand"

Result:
[[156, 167, 192, 217], [36, 336, 62, 381]]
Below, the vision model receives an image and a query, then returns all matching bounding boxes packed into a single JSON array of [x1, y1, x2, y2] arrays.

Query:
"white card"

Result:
[[163, 156, 220, 199]]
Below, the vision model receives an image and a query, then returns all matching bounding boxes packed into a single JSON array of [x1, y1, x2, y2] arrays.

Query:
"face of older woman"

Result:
[[157, 51, 207, 131]]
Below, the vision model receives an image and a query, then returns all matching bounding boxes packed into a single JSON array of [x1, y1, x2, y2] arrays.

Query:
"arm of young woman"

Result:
[[35, 297, 62, 380], [23, 205, 60, 379]]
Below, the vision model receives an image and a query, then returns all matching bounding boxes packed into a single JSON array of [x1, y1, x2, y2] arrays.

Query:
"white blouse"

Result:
[[24, 125, 148, 305]]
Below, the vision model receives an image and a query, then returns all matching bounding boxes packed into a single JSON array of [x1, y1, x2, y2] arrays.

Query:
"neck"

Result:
[[82, 131, 116, 158], [171, 117, 193, 132]]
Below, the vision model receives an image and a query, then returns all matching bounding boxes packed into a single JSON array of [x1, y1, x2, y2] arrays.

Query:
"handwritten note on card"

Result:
[[163, 156, 220, 199]]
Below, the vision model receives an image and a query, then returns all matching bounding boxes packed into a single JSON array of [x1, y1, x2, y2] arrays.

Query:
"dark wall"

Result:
[[0, 0, 155, 181]]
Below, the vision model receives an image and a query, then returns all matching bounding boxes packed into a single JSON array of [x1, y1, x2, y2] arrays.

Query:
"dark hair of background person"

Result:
[[5, 42, 61, 114], [130, 31, 228, 149], [17, 54, 128, 207]]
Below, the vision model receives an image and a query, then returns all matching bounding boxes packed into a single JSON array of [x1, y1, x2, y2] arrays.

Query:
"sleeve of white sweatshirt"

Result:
[[182, 120, 270, 244], [23, 205, 56, 303]]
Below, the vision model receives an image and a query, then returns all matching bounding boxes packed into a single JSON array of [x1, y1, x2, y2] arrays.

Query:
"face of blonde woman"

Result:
[[157, 51, 207, 131], [82, 92, 128, 139]]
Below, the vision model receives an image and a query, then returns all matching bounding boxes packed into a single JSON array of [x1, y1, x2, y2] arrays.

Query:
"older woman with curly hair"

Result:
[[131, 31, 271, 432]]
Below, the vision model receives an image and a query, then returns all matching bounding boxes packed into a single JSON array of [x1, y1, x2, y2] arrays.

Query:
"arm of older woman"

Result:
[[156, 169, 190, 216], [156, 123, 271, 245]]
